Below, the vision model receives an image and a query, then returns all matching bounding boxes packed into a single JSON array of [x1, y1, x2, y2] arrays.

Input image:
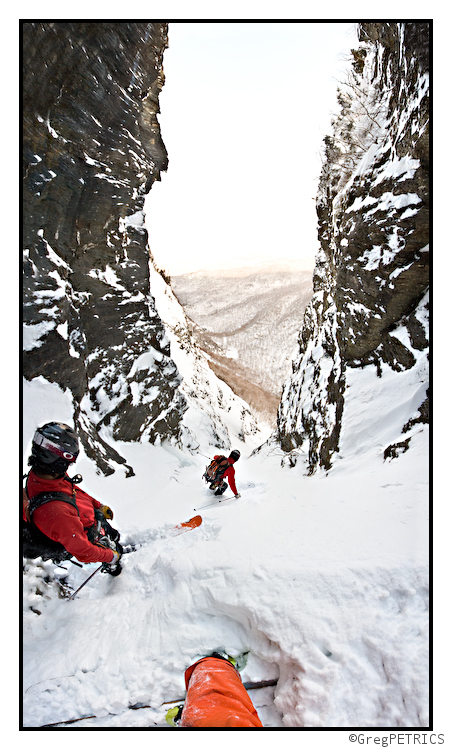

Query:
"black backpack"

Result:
[[22, 518, 73, 563], [203, 456, 229, 484], [22, 486, 75, 563]]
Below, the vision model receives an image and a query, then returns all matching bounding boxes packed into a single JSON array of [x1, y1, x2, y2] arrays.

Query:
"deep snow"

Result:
[[22, 361, 429, 731]]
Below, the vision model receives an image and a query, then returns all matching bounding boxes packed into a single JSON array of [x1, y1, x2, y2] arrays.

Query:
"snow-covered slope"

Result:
[[147, 258, 270, 453], [23, 367, 428, 728]]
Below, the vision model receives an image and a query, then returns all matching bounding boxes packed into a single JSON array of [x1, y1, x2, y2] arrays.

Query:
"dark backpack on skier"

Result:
[[22, 486, 75, 563], [203, 456, 229, 486], [22, 518, 73, 563]]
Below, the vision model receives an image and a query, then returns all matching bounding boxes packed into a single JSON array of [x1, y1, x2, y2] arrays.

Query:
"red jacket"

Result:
[[181, 657, 263, 727], [24, 471, 115, 564], [214, 455, 238, 495]]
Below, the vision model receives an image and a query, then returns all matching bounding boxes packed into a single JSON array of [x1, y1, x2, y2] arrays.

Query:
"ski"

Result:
[[39, 679, 278, 726], [68, 517, 202, 599], [194, 496, 236, 511], [122, 515, 203, 554], [172, 514, 202, 535], [122, 516, 202, 555]]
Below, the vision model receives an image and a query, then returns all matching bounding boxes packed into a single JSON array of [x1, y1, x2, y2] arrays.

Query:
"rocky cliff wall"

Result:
[[23, 22, 183, 474], [277, 22, 429, 472]]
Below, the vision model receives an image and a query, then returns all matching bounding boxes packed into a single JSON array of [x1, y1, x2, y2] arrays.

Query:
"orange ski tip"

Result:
[[174, 514, 203, 532], [179, 514, 202, 528]]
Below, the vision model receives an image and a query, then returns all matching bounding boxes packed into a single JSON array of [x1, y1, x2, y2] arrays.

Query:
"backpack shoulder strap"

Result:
[[24, 471, 80, 519], [28, 490, 79, 518]]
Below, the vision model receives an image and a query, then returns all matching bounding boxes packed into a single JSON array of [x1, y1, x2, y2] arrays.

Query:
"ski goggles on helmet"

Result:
[[33, 431, 78, 462]]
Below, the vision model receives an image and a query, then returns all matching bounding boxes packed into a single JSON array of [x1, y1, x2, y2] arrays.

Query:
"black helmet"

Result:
[[31, 422, 79, 475], [229, 450, 241, 462]]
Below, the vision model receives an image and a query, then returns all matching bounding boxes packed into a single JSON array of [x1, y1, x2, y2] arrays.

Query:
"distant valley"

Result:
[[172, 259, 314, 426]]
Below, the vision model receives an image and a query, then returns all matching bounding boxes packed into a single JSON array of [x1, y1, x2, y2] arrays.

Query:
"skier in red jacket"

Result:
[[211, 450, 241, 497], [23, 422, 122, 572]]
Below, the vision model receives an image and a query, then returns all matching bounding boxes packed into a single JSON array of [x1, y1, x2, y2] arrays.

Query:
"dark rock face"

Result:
[[23, 22, 186, 474], [277, 22, 429, 472]]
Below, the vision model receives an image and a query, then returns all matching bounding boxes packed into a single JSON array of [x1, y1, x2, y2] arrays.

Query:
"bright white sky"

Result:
[[145, 21, 357, 275]]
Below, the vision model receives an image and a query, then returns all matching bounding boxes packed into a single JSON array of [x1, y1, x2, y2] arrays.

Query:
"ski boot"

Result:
[[165, 704, 183, 727], [208, 650, 249, 671]]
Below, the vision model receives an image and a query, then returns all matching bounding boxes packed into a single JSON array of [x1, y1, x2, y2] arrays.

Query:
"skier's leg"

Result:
[[179, 656, 263, 727]]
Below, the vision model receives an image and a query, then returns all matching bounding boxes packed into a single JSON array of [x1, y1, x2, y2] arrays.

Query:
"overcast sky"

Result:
[[145, 21, 357, 275]]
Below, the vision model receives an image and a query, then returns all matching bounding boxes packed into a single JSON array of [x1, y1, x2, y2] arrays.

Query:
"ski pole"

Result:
[[67, 563, 104, 601], [194, 495, 235, 511]]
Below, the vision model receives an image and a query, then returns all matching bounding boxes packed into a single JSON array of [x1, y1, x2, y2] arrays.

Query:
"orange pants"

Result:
[[180, 657, 263, 728]]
